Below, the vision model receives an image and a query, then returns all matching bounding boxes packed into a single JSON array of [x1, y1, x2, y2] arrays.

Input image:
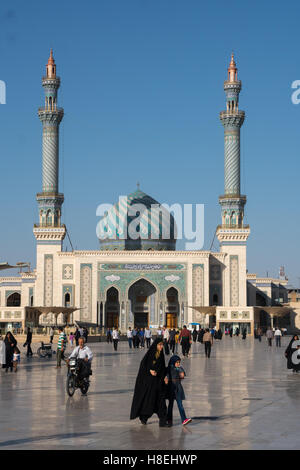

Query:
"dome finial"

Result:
[[46, 48, 56, 78], [137, 181, 140, 190], [227, 52, 237, 82]]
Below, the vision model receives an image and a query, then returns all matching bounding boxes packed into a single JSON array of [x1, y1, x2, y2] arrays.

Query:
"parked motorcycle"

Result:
[[37, 341, 52, 358], [66, 357, 91, 396]]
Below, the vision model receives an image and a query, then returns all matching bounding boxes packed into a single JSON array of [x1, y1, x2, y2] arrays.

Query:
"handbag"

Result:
[[23, 342, 27, 347]]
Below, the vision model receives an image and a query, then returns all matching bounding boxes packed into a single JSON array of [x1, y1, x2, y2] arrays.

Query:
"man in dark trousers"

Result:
[[26, 327, 33, 357], [179, 325, 192, 357], [203, 328, 213, 358], [75, 327, 81, 346]]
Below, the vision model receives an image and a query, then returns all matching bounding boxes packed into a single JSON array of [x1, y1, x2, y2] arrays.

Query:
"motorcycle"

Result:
[[37, 341, 52, 358], [66, 357, 91, 396]]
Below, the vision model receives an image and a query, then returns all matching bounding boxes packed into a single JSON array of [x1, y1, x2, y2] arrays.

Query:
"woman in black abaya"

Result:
[[285, 335, 300, 373], [130, 338, 170, 427], [4, 331, 17, 372]]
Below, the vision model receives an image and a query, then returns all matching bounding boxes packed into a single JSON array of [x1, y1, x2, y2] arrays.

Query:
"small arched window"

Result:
[[64, 292, 71, 307]]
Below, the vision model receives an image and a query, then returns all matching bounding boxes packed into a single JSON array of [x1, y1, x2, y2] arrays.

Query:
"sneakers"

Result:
[[182, 418, 192, 426]]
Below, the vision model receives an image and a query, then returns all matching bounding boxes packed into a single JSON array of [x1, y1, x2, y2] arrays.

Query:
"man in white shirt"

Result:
[[112, 327, 120, 351], [69, 336, 93, 361], [68, 337, 93, 379], [157, 326, 162, 337], [145, 327, 152, 348], [163, 326, 170, 355], [127, 327, 133, 349], [274, 327, 282, 347]]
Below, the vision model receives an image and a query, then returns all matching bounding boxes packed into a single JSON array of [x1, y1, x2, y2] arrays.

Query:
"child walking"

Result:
[[13, 346, 21, 373], [166, 355, 192, 426], [69, 332, 75, 346]]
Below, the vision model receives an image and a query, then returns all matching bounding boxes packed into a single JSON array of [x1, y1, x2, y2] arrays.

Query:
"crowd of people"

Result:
[[106, 324, 226, 359], [1, 322, 300, 428]]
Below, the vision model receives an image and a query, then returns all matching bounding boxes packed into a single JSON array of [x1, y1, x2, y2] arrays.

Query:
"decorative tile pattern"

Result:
[[80, 264, 92, 321], [192, 265, 204, 320], [230, 255, 239, 306], [44, 255, 53, 307], [62, 264, 73, 280], [98, 263, 186, 298]]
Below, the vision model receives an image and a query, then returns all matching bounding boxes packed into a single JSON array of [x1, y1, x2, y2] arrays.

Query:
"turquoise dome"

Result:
[[98, 188, 176, 251]]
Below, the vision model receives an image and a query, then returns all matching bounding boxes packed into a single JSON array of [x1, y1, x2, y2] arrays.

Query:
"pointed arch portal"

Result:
[[128, 279, 156, 328]]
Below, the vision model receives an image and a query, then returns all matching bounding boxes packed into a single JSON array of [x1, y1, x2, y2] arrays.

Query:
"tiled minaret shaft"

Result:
[[219, 54, 246, 228], [34, 50, 66, 245], [36, 50, 64, 228]]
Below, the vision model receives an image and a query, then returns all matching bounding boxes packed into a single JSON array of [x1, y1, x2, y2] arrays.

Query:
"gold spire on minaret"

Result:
[[228, 53, 238, 82], [46, 49, 56, 79]]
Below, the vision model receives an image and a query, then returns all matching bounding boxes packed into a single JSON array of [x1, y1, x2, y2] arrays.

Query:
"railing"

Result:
[[219, 194, 246, 200], [224, 80, 242, 86], [217, 224, 250, 230], [34, 223, 66, 229], [220, 110, 245, 118], [38, 106, 64, 113]]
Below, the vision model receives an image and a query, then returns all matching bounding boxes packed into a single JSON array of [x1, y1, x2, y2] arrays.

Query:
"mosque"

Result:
[[0, 51, 292, 335]]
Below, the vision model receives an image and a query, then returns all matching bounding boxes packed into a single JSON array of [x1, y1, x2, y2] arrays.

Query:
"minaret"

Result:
[[216, 54, 250, 307], [218, 53, 247, 226], [33, 50, 66, 246]]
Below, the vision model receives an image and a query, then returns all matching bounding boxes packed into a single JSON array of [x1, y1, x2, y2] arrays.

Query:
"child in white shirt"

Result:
[[13, 346, 20, 372]]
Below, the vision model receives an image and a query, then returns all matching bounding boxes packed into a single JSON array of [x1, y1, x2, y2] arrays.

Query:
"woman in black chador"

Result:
[[130, 338, 170, 427], [285, 335, 300, 373], [4, 331, 17, 372]]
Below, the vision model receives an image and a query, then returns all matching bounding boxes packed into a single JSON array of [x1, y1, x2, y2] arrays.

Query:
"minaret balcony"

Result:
[[216, 223, 250, 230], [219, 194, 246, 202], [220, 110, 245, 127], [220, 110, 245, 119], [34, 222, 65, 228], [38, 107, 64, 124], [38, 106, 64, 114], [224, 80, 242, 90], [42, 76, 61, 87]]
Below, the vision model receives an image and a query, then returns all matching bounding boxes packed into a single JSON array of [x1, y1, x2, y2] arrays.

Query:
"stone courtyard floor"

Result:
[[0, 335, 300, 450]]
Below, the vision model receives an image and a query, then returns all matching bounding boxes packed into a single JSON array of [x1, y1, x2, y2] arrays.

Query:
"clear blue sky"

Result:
[[0, 0, 299, 286]]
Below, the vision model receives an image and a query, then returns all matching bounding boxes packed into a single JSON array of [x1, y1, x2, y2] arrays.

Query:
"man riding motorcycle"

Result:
[[68, 336, 93, 380]]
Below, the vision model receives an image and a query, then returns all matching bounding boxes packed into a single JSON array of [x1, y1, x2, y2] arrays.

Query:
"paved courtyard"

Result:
[[0, 335, 300, 450]]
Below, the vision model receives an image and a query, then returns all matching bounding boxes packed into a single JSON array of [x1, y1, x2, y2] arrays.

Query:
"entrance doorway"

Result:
[[106, 287, 119, 328], [128, 279, 156, 328], [166, 287, 179, 328]]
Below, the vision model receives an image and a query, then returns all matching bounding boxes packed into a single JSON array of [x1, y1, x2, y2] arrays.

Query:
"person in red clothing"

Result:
[[179, 326, 192, 357]]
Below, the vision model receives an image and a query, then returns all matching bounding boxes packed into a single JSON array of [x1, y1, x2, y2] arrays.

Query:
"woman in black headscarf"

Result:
[[285, 335, 300, 373], [130, 338, 169, 427], [4, 331, 17, 372]]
